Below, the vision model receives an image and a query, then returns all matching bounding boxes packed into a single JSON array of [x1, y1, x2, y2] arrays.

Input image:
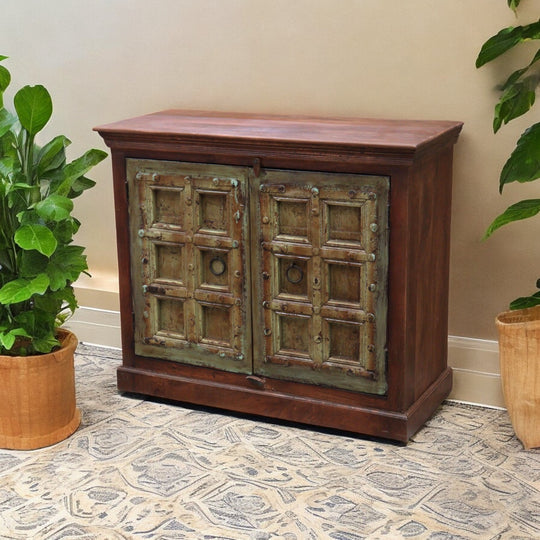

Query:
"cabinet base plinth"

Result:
[[117, 365, 452, 443]]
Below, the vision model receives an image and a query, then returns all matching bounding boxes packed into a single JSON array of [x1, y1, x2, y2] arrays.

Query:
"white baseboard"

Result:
[[65, 306, 505, 409], [64, 306, 122, 349], [447, 335, 504, 408]]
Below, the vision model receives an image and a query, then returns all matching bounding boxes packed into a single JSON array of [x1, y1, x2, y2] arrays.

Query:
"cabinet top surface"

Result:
[[95, 109, 462, 151]]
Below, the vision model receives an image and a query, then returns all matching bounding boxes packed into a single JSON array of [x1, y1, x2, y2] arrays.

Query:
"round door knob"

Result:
[[286, 263, 303, 284], [209, 256, 227, 276]]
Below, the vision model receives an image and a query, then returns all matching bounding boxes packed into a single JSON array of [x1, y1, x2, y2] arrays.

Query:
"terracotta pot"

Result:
[[0, 329, 80, 450], [496, 306, 540, 450]]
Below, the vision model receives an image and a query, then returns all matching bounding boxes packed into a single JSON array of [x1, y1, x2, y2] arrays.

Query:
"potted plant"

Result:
[[476, 0, 540, 449], [0, 56, 107, 449]]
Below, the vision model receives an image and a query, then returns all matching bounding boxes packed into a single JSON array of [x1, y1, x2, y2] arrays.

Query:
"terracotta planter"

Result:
[[0, 329, 80, 450], [496, 306, 540, 450]]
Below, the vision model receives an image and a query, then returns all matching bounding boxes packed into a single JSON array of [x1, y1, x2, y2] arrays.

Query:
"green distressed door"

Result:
[[252, 169, 390, 394], [127, 159, 252, 373]]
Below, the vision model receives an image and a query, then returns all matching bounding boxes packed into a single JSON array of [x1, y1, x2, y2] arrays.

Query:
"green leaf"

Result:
[[0, 274, 49, 304], [34, 285, 77, 317], [476, 21, 540, 68], [493, 77, 537, 133], [484, 199, 540, 238], [13, 310, 35, 334], [501, 49, 540, 90], [500, 122, 540, 191], [0, 332, 15, 351], [0, 108, 15, 138], [14, 224, 57, 256], [13, 84, 53, 135], [0, 129, 17, 161], [32, 332, 60, 353], [51, 218, 79, 243], [508, 0, 521, 13], [16, 209, 43, 225], [19, 249, 48, 277], [0, 327, 30, 351], [35, 194, 73, 222], [46, 245, 88, 290], [0, 64, 10, 107], [36, 135, 70, 176], [53, 148, 107, 196], [0, 156, 14, 179], [69, 176, 96, 198], [510, 291, 540, 310], [60, 285, 78, 314], [0, 64, 9, 91]]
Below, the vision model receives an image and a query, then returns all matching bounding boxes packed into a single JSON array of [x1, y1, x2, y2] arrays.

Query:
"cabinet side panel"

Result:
[[110, 152, 137, 363], [410, 149, 454, 401]]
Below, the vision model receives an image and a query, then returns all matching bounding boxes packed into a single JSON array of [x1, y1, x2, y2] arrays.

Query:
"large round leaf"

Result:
[[14, 224, 57, 256], [0, 274, 50, 305], [35, 194, 74, 222], [13, 84, 53, 135]]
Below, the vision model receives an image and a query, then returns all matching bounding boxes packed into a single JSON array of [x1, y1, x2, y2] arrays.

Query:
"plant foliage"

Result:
[[477, 4, 540, 309], [0, 57, 107, 355]]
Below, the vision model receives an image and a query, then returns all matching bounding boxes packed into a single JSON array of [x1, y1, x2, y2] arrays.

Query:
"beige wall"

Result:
[[2, 0, 538, 341]]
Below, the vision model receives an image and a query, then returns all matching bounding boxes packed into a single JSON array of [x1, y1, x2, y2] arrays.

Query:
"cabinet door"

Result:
[[252, 169, 389, 394], [127, 159, 252, 373]]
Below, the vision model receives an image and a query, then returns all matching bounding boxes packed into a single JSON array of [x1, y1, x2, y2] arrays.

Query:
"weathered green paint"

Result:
[[127, 159, 252, 374], [251, 169, 390, 395], [128, 159, 389, 394]]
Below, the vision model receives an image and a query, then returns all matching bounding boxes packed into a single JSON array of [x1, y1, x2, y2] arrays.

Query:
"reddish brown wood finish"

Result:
[[95, 110, 462, 443]]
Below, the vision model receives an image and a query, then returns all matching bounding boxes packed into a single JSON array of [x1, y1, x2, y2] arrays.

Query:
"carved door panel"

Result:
[[128, 159, 252, 373], [252, 169, 389, 394]]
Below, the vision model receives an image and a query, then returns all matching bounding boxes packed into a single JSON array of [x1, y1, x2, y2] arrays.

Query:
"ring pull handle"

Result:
[[209, 255, 227, 276], [286, 262, 304, 284]]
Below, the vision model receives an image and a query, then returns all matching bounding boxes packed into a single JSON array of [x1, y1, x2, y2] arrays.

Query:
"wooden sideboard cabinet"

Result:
[[95, 110, 462, 443]]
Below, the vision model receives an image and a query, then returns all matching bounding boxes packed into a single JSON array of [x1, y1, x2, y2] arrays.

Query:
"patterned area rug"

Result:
[[0, 344, 539, 539]]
